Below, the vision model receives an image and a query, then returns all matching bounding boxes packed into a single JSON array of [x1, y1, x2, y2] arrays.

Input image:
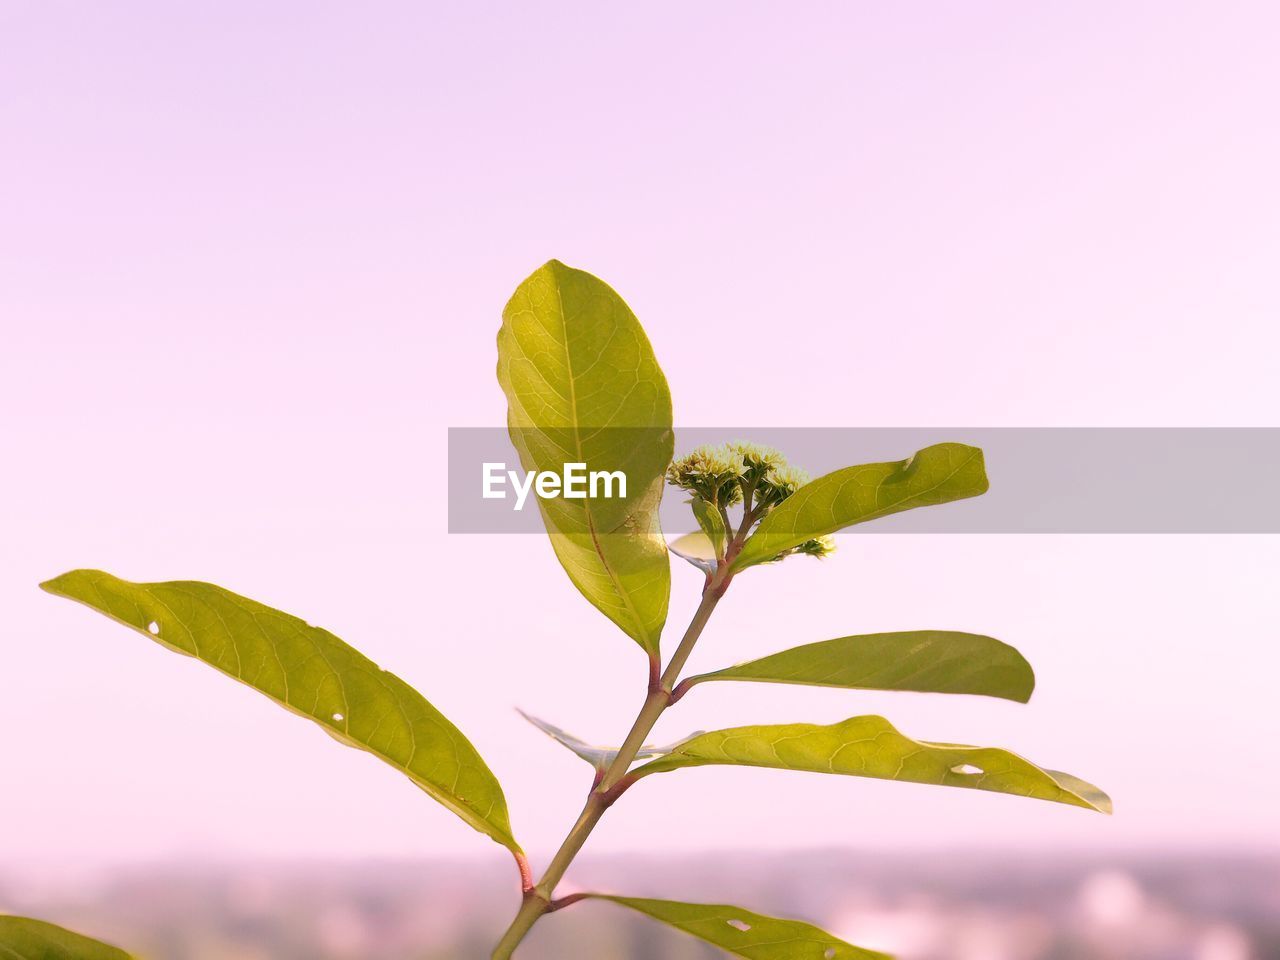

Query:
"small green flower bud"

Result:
[[794, 535, 837, 558], [759, 534, 836, 565]]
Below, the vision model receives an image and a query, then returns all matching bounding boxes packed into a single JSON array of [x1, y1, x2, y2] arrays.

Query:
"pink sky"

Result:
[[2, 2, 1278, 873]]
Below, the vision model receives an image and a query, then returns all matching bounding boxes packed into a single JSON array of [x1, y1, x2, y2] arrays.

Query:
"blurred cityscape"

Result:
[[2, 851, 1276, 959]]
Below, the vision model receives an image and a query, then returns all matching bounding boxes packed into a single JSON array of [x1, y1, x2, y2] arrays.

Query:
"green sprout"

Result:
[[20, 261, 1110, 960]]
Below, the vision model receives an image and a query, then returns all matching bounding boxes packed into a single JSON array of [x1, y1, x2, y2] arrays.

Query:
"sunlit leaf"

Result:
[[634, 714, 1111, 813], [498, 260, 674, 653], [731, 444, 988, 571], [41, 570, 522, 852], [0, 915, 134, 959], [683, 631, 1034, 703], [590, 896, 889, 959]]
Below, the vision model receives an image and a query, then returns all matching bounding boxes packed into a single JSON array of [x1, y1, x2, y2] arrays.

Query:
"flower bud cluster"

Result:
[[665, 443, 746, 506], [668, 439, 817, 508], [667, 441, 813, 511], [668, 443, 838, 565]]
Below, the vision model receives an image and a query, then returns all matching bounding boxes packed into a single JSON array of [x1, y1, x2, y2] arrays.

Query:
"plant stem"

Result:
[[490, 573, 730, 959], [490, 894, 548, 959]]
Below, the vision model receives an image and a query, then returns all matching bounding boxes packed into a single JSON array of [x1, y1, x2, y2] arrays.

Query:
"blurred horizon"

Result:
[[8, 839, 1280, 875], [5, 851, 1276, 958]]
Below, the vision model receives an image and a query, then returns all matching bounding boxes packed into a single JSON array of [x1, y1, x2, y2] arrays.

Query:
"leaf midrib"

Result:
[[552, 273, 653, 650]]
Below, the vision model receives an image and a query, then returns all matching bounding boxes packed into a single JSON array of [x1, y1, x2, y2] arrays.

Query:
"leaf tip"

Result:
[[1010, 647, 1036, 703], [962, 444, 991, 495], [535, 258, 576, 283], [1048, 768, 1114, 814], [38, 569, 90, 596]]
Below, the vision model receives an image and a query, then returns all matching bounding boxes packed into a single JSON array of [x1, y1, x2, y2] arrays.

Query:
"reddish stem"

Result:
[[548, 892, 590, 913], [668, 676, 696, 704], [513, 851, 534, 893]]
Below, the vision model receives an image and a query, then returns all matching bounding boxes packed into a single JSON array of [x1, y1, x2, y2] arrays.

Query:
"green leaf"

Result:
[[690, 497, 727, 557], [683, 631, 1035, 703], [591, 896, 889, 960], [40, 570, 521, 853], [0, 915, 134, 959], [731, 443, 989, 572], [498, 260, 674, 654], [633, 714, 1111, 813]]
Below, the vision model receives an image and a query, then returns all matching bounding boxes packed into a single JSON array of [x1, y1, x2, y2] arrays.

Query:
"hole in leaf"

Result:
[[146, 621, 160, 635], [825, 950, 838, 959], [332, 712, 345, 722], [951, 763, 983, 775], [726, 919, 751, 932]]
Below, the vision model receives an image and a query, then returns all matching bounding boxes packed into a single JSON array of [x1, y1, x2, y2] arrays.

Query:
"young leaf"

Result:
[[590, 896, 889, 959], [40, 570, 522, 853], [633, 714, 1111, 813], [681, 631, 1034, 703], [516, 709, 676, 773], [498, 260, 674, 654], [690, 497, 727, 557], [0, 915, 134, 959], [667, 530, 719, 575], [731, 443, 989, 571]]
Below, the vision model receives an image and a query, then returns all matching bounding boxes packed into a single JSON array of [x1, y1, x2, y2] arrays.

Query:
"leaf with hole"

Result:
[[0, 915, 134, 959], [590, 896, 889, 959], [633, 714, 1111, 813], [731, 443, 989, 571], [40, 569, 521, 853], [682, 631, 1034, 703], [498, 260, 674, 653]]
